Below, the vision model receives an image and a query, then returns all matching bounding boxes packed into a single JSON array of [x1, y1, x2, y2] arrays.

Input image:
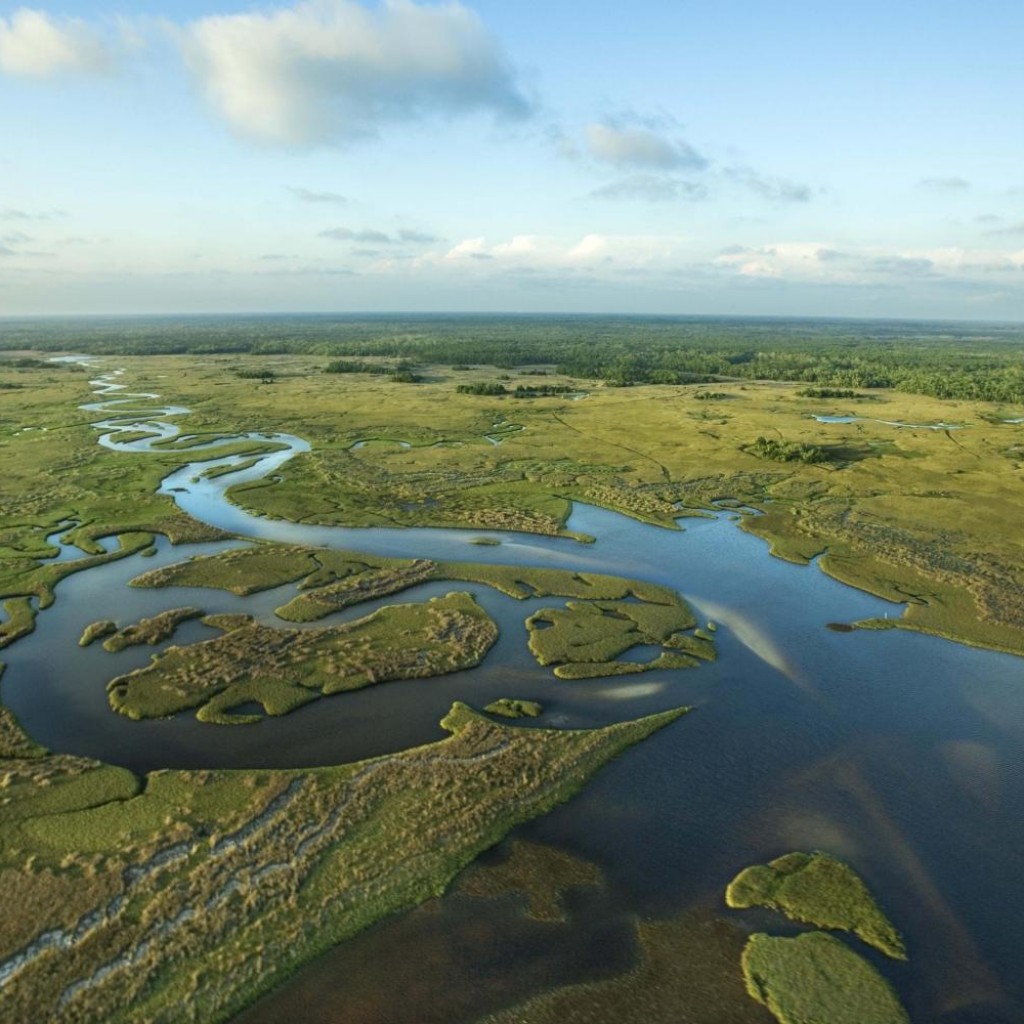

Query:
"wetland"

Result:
[[1, 321, 1023, 1024]]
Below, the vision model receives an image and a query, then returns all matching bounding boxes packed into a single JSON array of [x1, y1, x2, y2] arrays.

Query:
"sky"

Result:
[[1, 0, 1023, 319]]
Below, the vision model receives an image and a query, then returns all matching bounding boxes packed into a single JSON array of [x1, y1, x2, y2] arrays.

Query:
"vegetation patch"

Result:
[[742, 436, 829, 464], [526, 598, 709, 680], [79, 620, 117, 647], [726, 851, 905, 959], [456, 840, 601, 922], [101, 607, 204, 652], [740, 932, 909, 1024], [0, 699, 688, 1024], [484, 698, 543, 719], [106, 592, 498, 724]]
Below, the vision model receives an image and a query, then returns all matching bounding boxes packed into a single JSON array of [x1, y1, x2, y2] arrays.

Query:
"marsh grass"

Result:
[[106, 592, 498, 723], [0, 701, 689, 1024], [484, 699, 543, 719], [726, 851, 905, 960], [740, 932, 909, 1024]]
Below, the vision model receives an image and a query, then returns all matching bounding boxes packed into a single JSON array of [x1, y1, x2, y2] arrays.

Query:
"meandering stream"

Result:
[[4, 360, 1023, 1023]]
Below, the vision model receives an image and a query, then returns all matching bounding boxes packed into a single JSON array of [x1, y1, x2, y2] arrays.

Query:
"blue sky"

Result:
[[1, 0, 1022, 318]]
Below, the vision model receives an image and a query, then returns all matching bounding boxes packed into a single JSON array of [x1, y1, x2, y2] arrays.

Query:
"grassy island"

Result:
[[99, 607, 204, 652], [740, 932, 909, 1024], [526, 598, 714, 679], [0, 700, 689, 1024], [484, 698, 543, 719], [726, 851, 906, 960], [107, 592, 499, 724]]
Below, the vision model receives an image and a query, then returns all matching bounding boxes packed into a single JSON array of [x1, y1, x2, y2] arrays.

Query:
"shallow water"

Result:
[[6, 361, 1023, 1022]]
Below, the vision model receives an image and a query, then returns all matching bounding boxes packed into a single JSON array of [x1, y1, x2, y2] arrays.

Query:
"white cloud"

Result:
[[584, 120, 706, 170], [0, 8, 115, 77], [438, 232, 681, 272], [179, 0, 530, 146], [713, 242, 1024, 283]]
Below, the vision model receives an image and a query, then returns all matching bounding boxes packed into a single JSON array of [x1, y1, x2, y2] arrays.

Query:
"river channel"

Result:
[[3, 362, 1023, 1023]]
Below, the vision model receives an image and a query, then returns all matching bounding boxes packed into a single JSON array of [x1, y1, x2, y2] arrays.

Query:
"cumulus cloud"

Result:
[[288, 186, 348, 204], [179, 0, 531, 146], [588, 174, 708, 203], [584, 118, 707, 171], [0, 8, 117, 77]]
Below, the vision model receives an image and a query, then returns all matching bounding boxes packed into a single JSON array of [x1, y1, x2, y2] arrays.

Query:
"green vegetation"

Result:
[[800, 387, 866, 399], [0, 700, 689, 1024], [79, 620, 117, 646], [132, 544, 699, 654], [456, 840, 601, 922], [484, 698, 543, 719], [726, 851, 906, 959], [107, 592, 498, 724], [0, 597, 37, 649], [8, 314, 1023, 401], [101, 607, 203, 652], [526, 598, 710, 679], [740, 932, 909, 1024], [743, 436, 829, 464]]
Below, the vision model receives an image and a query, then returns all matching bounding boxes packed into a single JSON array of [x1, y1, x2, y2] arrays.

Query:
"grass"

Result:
[[726, 851, 906, 960], [106, 592, 499, 724], [740, 932, 909, 1024], [100, 607, 203, 652], [484, 698, 543, 719], [526, 599, 709, 679], [5, 356, 1023, 657], [79, 620, 117, 647], [0, 700, 690, 1024]]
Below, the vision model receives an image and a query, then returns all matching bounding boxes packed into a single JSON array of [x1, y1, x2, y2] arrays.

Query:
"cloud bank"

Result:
[[179, 0, 531, 146]]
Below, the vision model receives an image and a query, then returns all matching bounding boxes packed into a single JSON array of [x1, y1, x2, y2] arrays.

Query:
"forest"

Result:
[[3, 313, 1023, 402]]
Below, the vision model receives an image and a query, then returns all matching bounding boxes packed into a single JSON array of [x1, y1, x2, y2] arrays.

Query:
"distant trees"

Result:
[[5, 316, 1023, 405]]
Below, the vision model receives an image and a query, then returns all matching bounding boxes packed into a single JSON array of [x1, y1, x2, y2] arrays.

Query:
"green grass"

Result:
[[484, 698, 543, 719], [6, 356, 1021, 659], [79, 619, 117, 647], [101, 607, 203, 652], [0, 700, 690, 1024], [526, 598, 709, 679], [726, 851, 906, 960], [740, 932, 909, 1024], [106, 592, 499, 723]]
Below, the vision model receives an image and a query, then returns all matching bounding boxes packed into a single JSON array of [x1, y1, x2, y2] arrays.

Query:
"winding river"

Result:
[[4, 361, 1024, 1023]]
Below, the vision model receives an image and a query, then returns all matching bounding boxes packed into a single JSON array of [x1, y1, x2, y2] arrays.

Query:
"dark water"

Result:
[[5, 363, 1023, 1022]]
